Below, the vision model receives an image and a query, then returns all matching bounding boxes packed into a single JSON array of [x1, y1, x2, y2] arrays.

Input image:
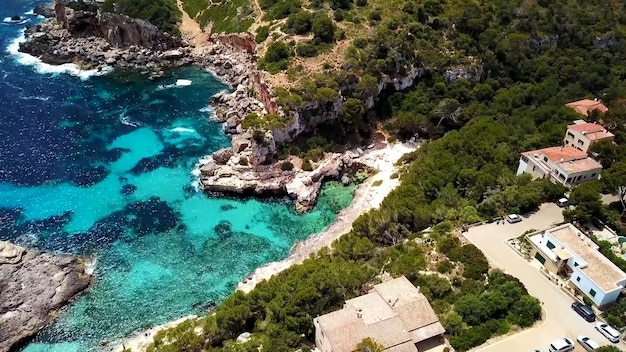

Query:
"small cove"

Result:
[[0, 3, 356, 350]]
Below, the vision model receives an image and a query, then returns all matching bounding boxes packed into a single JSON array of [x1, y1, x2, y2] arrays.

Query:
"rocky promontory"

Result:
[[200, 148, 369, 212], [20, 4, 191, 75], [0, 241, 92, 352]]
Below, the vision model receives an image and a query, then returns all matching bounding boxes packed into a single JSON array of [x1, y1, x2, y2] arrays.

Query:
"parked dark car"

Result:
[[571, 301, 596, 322]]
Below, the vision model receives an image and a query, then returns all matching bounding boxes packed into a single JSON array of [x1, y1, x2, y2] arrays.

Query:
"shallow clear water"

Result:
[[0, 3, 356, 351]]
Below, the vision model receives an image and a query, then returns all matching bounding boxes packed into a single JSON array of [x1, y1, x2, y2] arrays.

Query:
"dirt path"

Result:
[[176, 0, 210, 48]]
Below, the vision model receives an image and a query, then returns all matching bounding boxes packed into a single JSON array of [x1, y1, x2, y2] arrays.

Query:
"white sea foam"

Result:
[[156, 79, 192, 90], [3, 17, 30, 24], [198, 105, 212, 113], [24, 9, 35, 15], [21, 95, 51, 101], [85, 257, 97, 275], [119, 112, 139, 127], [6, 29, 113, 80], [170, 127, 196, 134], [176, 79, 192, 86]]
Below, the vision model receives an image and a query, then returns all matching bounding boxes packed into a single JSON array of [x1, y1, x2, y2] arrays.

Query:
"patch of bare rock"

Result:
[[0, 241, 92, 352]]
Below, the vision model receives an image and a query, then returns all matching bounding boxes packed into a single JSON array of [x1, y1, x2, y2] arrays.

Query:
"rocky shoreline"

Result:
[[18, 4, 419, 212], [0, 241, 92, 352]]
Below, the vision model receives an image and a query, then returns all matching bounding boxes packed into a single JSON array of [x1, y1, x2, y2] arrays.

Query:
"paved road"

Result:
[[464, 203, 626, 351]]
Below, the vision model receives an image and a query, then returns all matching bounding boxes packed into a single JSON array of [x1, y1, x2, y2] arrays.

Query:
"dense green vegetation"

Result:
[[102, 0, 181, 34], [147, 222, 540, 352], [197, 0, 254, 33], [147, 0, 626, 350]]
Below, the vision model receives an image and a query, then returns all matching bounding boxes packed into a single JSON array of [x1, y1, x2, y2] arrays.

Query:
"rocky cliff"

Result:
[[20, 8, 186, 73], [0, 241, 92, 352], [199, 63, 425, 211]]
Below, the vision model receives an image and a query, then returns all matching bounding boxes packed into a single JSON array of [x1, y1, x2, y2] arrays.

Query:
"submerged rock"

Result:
[[0, 241, 92, 352]]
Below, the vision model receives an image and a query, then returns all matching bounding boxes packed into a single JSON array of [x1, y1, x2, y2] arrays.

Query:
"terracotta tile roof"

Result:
[[396, 300, 440, 332], [315, 277, 444, 352], [316, 309, 369, 352], [521, 146, 587, 162], [367, 317, 413, 349], [384, 342, 419, 352], [566, 99, 609, 116], [568, 123, 615, 141], [556, 157, 602, 173]]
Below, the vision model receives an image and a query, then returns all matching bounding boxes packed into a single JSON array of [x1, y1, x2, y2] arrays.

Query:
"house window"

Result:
[[578, 139, 584, 145], [535, 252, 546, 265], [576, 276, 581, 282], [591, 173, 596, 177], [574, 262, 579, 267], [546, 240, 556, 250], [590, 288, 596, 297], [532, 166, 536, 171], [543, 156, 548, 162], [558, 174, 566, 181], [567, 132, 575, 138]]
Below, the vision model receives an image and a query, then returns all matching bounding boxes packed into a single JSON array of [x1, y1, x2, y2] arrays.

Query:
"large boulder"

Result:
[[212, 148, 234, 165], [231, 135, 250, 153], [0, 241, 91, 352], [250, 131, 276, 166]]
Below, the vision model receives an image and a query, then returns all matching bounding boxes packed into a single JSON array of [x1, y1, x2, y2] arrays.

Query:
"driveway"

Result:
[[464, 203, 626, 351]]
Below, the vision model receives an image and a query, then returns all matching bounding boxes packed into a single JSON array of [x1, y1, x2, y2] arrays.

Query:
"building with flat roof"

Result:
[[566, 99, 609, 116], [313, 276, 445, 352], [516, 146, 602, 187], [527, 223, 626, 306], [564, 121, 615, 153]]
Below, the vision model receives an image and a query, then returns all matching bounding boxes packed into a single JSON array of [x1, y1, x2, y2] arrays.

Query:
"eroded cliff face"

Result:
[[0, 241, 92, 352], [19, 9, 188, 73], [200, 60, 426, 211], [70, 11, 183, 51], [270, 66, 426, 144]]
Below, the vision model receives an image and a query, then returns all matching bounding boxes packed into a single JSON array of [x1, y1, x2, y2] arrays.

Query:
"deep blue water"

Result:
[[0, 2, 355, 351]]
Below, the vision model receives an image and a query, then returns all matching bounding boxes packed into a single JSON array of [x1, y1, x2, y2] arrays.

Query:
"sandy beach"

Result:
[[237, 141, 417, 293], [111, 141, 416, 351], [112, 315, 198, 352]]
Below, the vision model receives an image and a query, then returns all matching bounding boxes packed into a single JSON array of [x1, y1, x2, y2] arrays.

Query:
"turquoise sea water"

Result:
[[0, 3, 356, 351]]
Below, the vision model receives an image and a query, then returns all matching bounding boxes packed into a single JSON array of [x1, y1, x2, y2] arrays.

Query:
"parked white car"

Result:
[[549, 337, 574, 352], [577, 335, 600, 351], [506, 214, 522, 223], [596, 322, 621, 343]]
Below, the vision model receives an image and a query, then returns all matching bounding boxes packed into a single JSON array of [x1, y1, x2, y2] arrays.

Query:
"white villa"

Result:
[[516, 146, 602, 187], [313, 276, 445, 352], [564, 121, 615, 154], [527, 223, 626, 307]]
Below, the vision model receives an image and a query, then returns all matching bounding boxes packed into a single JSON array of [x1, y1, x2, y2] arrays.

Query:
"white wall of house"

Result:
[[313, 318, 333, 352], [564, 129, 592, 153], [517, 156, 549, 179], [542, 230, 625, 307], [569, 262, 613, 306], [516, 157, 529, 175], [551, 163, 601, 187]]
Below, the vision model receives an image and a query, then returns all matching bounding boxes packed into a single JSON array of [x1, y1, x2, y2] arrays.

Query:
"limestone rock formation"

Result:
[[200, 151, 364, 212], [19, 8, 185, 74], [70, 11, 183, 51], [0, 241, 92, 352]]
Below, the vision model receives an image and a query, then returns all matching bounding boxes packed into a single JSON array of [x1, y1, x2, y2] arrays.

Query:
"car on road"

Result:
[[571, 301, 596, 322], [557, 197, 569, 207], [506, 214, 522, 223], [549, 337, 574, 352], [577, 335, 600, 351], [596, 322, 621, 343]]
